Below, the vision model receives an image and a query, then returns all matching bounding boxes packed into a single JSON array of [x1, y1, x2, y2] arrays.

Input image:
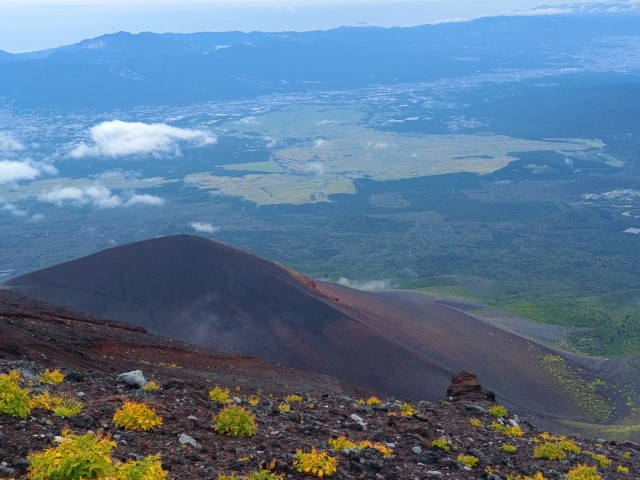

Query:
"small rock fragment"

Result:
[[178, 433, 201, 449]]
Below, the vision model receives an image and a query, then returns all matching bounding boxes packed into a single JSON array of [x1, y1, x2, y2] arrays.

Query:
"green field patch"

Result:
[[219, 161, 285, 173], [207, 105, 613, 205]]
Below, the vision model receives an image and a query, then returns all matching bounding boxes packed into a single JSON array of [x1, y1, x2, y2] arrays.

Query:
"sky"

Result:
[[0, 0, 616, 53]]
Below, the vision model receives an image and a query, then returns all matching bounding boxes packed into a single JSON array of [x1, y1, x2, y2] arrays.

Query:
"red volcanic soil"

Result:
[[4, 235, 638, 438], [3, 293, 640, 479]]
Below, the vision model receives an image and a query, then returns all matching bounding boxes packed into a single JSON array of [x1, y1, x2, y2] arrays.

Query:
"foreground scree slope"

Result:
[[1, 290, 639, 479], [4, 234, 640, 439]]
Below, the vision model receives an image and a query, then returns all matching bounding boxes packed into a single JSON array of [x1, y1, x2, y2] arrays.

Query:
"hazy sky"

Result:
[[0, 0, 610, 53]]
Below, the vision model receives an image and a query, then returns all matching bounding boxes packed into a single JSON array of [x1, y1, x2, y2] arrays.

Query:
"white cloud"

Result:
[[70, 120, 216, 158], [238, 116, 259, 125], [314, 138, 327, 148], [124, 194, 165, 207], [337, 277, 392, 291], [191, 222, 219, 233], [1, 203, 28, 217], [303, 162, 325, 175], [0, 132, 24, 153], [0, 160, 41, 184], [37, 185, 164, 209]]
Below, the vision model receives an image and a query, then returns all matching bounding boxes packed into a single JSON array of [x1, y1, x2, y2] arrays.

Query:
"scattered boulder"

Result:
[[178, 433, 201, 449], [116, 370, 146, 388], [447, 371, 482, 399]]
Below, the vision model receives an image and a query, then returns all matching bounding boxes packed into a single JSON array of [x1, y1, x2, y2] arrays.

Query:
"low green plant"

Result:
[[113, 401, 163, 431], [399, 403, 416, 416], [0, 372, 31, 418], [431, 439, 451, 453], [285, 394, 302, 403], [28, 429, 116, 480], [28, 429, 167, 480], [142, 381, 161, 392], [214, 405, 257, 437], [469, 417, 482, 427], [501, 444, 517, 453], [293, 447, 337, 478], [490, 422, 524, 437], [248, 395, 260, 407], [457, 455, 479, 467], [328, 436, 356, 451], [278, 403, 291, 412], [617, 465, 629, 474], [587, 452, 611, 468], [532, 433, 580, 460], [29, 391, 52, 410], [508, 473, 547, 480], [328, 437, 391, 458], [209, 386, 231, 403], [566, 464, 601, 480], [51, 393, 83, 418], [218, 467, 283, 480], [38, 369, 64, 384], [489, 405, 508, 418], [114, 453, 168, 480]]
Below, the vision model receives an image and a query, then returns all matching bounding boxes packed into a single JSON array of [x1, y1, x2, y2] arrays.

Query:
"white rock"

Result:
[[178, 433, 201, 449], [350, 414, 364, 423], [116, 370, 146, 388]]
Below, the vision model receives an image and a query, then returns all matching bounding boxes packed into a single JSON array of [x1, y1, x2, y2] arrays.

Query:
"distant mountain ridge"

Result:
[[0, 11, 639, 109], [5, 234, 640, 438]]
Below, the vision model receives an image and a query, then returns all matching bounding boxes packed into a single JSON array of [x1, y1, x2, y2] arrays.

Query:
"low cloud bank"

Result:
[[70, 120, 216, 158], [337, 277, 392, 291], [0, 160, 57, 184], [191, 222, 219, 234], [37, 185, 164, 209]]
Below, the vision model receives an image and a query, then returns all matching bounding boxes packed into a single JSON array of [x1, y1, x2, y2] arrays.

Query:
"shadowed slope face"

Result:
[[4, 235, 454, 400], [5, 235, 638, 436]]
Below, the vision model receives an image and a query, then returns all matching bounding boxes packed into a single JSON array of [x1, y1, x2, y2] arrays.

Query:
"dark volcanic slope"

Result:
[[4, 235, 639, 438], [0, 289, 357, 397]]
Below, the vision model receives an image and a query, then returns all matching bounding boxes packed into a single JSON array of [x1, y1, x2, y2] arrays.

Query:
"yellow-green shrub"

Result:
[[114, 453, 167, 480], [431, 439, 451, 453], [218, 468, 283, 480], [142, 381, 161, 392], [285, 394, 302, 403], [214, 405, 257, 437], [0, 373, 31, 418], [113, 401, 163, 431], [566, 464, 601, 480], [457, 455, 479, 467], [278, 403, 291, 412], [30, 391, 52, 410], [293, 447, 337, 478], [491, 422, 524, 437], [587, 452, 611, 468], [366, 396, 382, 406], [400, 403, 416, 416], [328, 437, 391, 458], [357, 440, 392, 458], [469, 417, 482, 427], [489, 405, 508, 418], [39, 369, 64, 384], [248, 395, 260, 407], [28, 429, 116, 480], [502, 444, 517, 453], [328, 436, 356, 451], [209, 386, 230, 403], [617, 465, 629, 474], [51, 393, 83, 418]]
